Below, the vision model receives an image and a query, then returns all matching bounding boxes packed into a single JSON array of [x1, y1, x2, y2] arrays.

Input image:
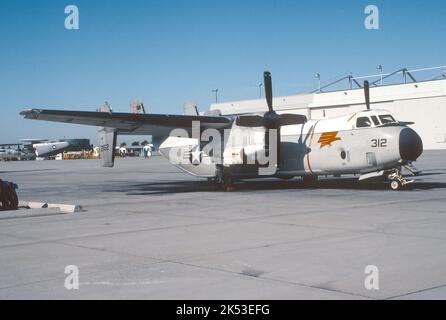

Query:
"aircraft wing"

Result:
[[20, 109, 232, 136]]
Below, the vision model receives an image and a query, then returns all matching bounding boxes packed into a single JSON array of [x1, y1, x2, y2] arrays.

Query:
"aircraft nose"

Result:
[[399, 127, 423, 161]]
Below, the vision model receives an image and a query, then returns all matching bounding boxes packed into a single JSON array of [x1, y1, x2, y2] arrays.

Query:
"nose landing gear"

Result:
[[387, 168, 413, 191]]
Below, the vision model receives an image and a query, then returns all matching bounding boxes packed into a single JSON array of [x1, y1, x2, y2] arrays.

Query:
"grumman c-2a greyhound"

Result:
[[20, 71, 423, 191]]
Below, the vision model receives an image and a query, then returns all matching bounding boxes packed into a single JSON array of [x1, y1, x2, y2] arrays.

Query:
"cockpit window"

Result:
[[379, 114, 396, 124], [371, 115, 380, 126], [356, 117, 372, 128]]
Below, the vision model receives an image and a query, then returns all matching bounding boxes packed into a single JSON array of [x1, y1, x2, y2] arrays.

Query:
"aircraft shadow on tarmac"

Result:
[[102, 176, 446, 195]]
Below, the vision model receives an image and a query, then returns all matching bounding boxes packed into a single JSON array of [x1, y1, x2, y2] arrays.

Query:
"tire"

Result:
[[218, 173, 234, 192], [225, 185, 236, 192], [390, 179, 402, 191]]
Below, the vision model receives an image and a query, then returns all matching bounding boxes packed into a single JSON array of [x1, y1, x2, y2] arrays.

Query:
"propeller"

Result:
[[236, 71, 307, 128], [264, 71, 273, 113], [364, 80, 371, 110]]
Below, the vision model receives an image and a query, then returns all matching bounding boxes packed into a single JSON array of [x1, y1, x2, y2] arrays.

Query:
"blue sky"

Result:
[[1, 0, 445, 144]]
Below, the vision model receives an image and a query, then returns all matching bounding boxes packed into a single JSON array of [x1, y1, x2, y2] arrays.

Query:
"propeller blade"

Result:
[[364, 80, 370, 110], [272, 114, 308, 127], [237, 72, 308, 128], [264, 71, 273, 112], [236, 115, 266, 127]]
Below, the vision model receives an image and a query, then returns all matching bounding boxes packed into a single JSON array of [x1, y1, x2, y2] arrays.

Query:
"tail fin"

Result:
[[98, 102, 117, 167], [183, 102, 199, 115], [130, 99, 146, 114]]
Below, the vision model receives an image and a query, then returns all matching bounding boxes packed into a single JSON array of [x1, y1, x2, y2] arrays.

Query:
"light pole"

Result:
[[377, 65, 383, 85], [212, 89, 219, 103], [258, 82, 263, 98], [316, 73, 321, 93]]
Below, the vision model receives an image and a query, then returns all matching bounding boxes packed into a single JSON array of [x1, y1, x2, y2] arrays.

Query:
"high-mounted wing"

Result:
[[20, 109, 232, 136]]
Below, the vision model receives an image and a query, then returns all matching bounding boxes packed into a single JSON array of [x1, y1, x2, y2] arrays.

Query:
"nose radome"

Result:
[[399, 128, 423, 161]]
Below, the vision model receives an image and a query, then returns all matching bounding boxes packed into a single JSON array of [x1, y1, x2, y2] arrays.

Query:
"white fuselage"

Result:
[[159, 109, 420, 179]]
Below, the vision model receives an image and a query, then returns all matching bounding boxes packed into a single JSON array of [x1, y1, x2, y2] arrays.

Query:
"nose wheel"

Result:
[[390, 179, 402, 191], [387, 168, 413, 191]]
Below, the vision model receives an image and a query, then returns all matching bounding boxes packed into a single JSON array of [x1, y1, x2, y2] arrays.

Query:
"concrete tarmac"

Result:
[[0, 151, 445, 299]]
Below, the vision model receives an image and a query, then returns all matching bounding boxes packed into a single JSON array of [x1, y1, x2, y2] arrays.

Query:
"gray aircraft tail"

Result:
[[183, 102, 199, 115], [130, 99, 146, 114]]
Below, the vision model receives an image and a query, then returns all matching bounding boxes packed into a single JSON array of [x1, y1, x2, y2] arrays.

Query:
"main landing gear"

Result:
[[214, 166, 236, 192], [387, 168, 413, 191]]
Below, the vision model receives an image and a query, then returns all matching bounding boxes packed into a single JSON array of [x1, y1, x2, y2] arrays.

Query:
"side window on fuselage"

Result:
[[356, 117, 372, 128]]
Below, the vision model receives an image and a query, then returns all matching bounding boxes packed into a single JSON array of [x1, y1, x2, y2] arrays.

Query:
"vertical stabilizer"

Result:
[[130, 99, 146, 114], [183, 102, 199, 115]]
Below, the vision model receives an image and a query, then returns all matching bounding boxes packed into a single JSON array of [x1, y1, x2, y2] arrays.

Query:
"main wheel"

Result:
[[225, 185, 236, 192], [390, 179, 402, 191], [222, 173, 235, 192], [215, 170, 235, 191]]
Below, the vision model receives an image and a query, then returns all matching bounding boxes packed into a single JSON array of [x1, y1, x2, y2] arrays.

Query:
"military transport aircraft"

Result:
[[20, 72, 423, 191], [0, 143, 35, 161], [0, 146, 21, 161], [19, 139, 71, 159]]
